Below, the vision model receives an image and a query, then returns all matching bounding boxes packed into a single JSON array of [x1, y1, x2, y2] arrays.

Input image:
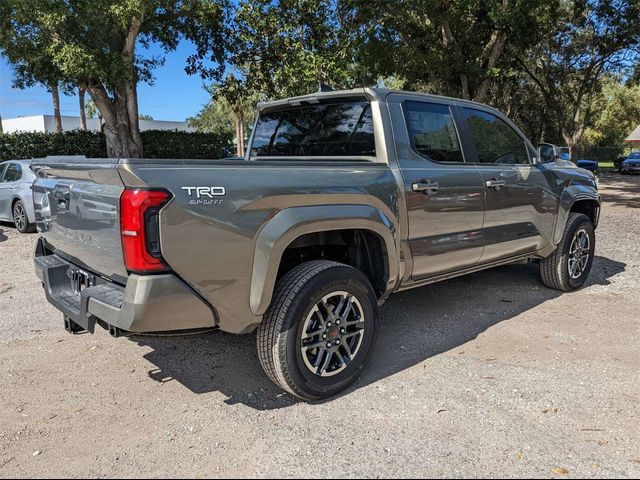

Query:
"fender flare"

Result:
[[553, 186, 600, 246], [250, 204, 399, 315]]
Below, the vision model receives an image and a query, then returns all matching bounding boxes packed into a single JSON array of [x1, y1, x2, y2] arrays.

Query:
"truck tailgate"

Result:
[[32, 158, 127, 282]]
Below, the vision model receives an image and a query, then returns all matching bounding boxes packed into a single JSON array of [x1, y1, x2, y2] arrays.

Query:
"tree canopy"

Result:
[[2, 0, 639, 158], [0, 0, 228, 156]]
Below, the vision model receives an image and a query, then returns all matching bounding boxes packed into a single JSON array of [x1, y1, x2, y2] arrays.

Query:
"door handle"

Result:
[[412, 181, 439, 194], [485, 179, 506, 190]]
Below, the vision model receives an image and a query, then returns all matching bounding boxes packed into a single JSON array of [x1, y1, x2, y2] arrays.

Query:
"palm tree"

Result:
[[78, 85, 87, 130], [51, 81, 62, 132]]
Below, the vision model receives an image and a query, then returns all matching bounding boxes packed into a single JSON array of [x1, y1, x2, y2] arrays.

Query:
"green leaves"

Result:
[[230, 0, 364, 98]]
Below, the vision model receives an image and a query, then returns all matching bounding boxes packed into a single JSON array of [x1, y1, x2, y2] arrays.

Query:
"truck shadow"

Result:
[[131, 254, 625, 410]]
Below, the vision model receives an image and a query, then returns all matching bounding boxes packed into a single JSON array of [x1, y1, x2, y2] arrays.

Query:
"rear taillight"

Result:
[[120, 188, 172, 273]]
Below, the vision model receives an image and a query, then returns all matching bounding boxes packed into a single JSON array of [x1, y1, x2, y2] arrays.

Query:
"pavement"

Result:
[[0, 174, 638, 478]]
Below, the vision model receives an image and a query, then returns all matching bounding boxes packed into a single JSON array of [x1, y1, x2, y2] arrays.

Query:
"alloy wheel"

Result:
[[300, 291, 365, 377], [568, 228, 590, 279], [13, 203, 26, 232]]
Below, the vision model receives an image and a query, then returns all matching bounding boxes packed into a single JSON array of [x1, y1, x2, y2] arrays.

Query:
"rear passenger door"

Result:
[[388, 96, 485, 279], [460, 107, 557, 263]]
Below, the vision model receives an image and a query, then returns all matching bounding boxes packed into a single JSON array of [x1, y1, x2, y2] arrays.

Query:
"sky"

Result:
[[0, 42, 213, 122]]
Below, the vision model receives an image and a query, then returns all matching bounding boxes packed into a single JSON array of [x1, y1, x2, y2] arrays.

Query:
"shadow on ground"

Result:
[[131, 254, 625, 410], [0, 228, 7, 243], [597, 174, 640, 208]]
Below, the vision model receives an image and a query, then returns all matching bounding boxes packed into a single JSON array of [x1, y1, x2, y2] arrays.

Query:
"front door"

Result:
[[460, 107, 557, 263], [388, 97, 485, 279]]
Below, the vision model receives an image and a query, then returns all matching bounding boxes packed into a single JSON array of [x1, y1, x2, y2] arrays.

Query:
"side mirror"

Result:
[[538, 143, 560, 163]]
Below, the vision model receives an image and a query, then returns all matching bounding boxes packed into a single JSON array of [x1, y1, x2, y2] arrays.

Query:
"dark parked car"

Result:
[[621, 152, 640, 174], [577, 159, 598, 173]]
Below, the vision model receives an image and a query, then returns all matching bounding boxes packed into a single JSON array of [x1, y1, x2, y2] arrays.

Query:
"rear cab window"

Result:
[[249, 100, 376, 159]]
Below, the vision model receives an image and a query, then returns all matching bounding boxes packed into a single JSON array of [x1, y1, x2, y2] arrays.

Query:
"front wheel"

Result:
[[13, 200, 34, 234], [540, 213, 595, 291], [257, 260, 379, 401]]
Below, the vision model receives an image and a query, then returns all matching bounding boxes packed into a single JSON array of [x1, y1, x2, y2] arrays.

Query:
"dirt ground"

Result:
[[0, 175, 638, 478]]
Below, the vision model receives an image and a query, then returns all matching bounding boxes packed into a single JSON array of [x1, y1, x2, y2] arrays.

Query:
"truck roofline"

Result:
[[256, 87, 502, 112]]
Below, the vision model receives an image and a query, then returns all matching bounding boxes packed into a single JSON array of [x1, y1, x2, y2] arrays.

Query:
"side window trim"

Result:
[[461, 106, 533, 166], [401, 100, 470, 165]]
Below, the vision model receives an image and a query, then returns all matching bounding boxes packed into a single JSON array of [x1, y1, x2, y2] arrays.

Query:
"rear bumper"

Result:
[[35, 251, 216, 334]]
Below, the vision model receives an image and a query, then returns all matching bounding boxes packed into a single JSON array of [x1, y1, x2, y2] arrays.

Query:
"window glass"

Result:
[[403, 101, 463, 163], [250, 101, 375, 158], [463, 108, 530, 164], [2, 163, 22, 182]]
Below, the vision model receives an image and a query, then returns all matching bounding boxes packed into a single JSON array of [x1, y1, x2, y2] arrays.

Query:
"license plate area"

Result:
[[67, 267, 96, 294]]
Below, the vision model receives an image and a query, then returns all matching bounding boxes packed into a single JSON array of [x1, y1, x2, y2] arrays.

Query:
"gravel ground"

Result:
[[0, 175, 638, 478]]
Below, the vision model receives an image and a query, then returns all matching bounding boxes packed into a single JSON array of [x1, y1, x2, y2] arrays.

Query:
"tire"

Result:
[[13, 200, 34, 234], [257, 260, 379, 401], [540, 213, 595, 291]]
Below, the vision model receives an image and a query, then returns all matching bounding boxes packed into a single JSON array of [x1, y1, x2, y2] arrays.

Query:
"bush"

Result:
[[0, 129, 233, 161], [0, 130, 107, 160], [140, 130, 234, 159]]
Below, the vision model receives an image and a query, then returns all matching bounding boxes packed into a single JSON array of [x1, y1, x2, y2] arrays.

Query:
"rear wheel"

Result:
[[257, 260, 379, 401], [13, 200, 34, 234], [540, 213, 595, 291]]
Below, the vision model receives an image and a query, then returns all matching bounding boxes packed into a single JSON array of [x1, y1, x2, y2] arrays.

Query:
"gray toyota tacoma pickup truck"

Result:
[[33, 88, 600, 401]]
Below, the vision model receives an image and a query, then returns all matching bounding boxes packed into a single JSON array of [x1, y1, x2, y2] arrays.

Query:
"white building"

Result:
[[1, 115, 194, 133]]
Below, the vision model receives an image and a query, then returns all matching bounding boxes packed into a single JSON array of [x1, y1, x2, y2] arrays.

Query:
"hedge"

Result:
[[0, 129, 234, 161]]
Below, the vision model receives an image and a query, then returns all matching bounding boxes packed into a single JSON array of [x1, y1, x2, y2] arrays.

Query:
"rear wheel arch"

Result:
[[250, 205, 399, 316], [277, 228, 390, 298]]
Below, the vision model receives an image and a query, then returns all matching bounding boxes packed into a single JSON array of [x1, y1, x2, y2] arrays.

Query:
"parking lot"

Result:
[[0, 175, 638, 478]]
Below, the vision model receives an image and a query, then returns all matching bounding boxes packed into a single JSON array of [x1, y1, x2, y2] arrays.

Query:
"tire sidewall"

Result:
[[561, 215, 595, 289], [283, 266, 378, 400]]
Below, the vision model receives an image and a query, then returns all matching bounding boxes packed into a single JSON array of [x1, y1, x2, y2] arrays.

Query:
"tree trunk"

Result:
[[103, 100, 144, 158], [51, 83, 63, 133], [78, 87, 87, 131], [234, 108, 245, 157], [80, 15, 145, 157], [0, 113, 3, 134], [86, 82, 144, 158]]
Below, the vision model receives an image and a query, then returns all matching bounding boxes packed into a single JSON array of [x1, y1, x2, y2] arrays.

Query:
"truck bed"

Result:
[[32, 156, 400, 333]]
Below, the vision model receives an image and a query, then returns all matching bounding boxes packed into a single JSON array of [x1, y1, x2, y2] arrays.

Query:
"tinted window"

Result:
[[2, 163, 22, 182], [464, 108, 529, 164], [404, 102, 463, 163], [250, 101, 375, 158]]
